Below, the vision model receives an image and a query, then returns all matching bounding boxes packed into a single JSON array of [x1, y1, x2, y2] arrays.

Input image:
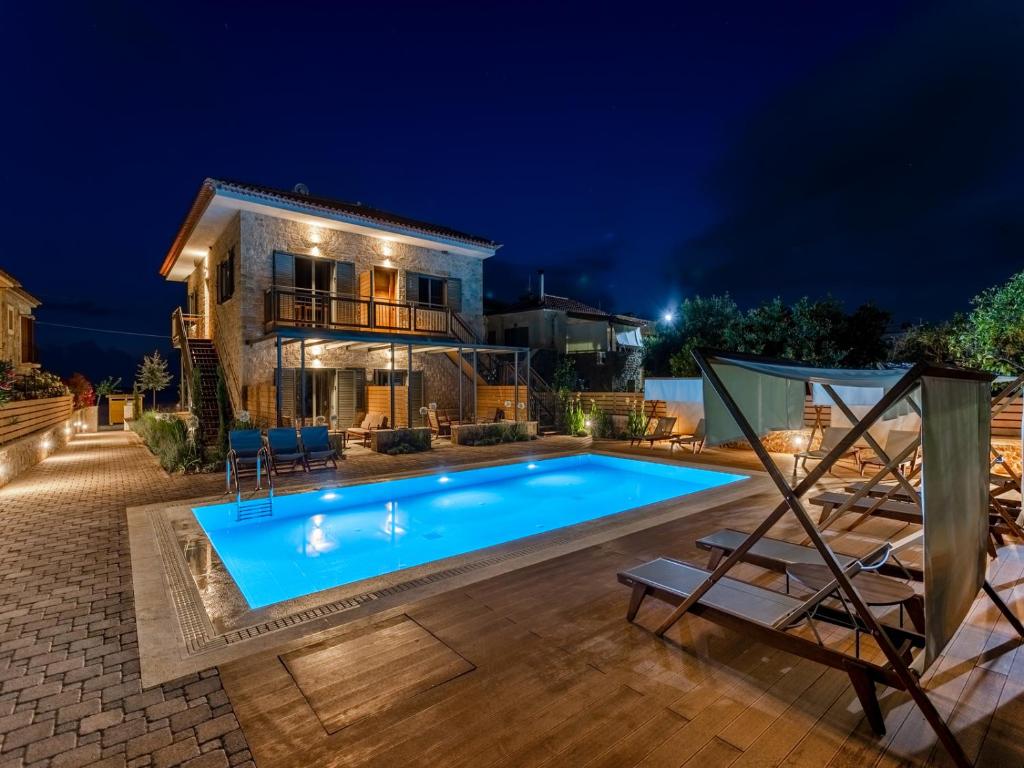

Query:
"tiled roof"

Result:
[[0, 268, 41, 307], [495, 294, 647, 325], [160, 178, 500, 277], [214, 179, 500, 247]]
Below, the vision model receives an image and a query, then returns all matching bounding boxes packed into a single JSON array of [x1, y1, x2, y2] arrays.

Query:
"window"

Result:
[[504, 326, 529, 346], [373, 369, 407, 386], [217, 248, 236, 303], [417, 275, 446, 308]]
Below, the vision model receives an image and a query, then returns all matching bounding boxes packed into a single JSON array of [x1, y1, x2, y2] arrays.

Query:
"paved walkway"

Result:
[[0, 433, 251, 768]]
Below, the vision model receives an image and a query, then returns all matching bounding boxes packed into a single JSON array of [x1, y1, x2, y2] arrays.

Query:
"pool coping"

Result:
[[129, 448, 772, 686]]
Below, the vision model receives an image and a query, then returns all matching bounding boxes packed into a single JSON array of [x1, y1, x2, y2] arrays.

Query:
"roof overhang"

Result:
[[160, 179, 500, 282]]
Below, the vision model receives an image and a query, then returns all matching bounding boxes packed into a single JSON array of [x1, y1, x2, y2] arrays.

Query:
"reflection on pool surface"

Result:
[[192, 454, 747, 608]]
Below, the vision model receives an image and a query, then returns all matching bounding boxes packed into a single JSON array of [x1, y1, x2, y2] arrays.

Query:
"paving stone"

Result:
[[152, 736, 199, 768], [125, 727, 171, 760], [101, 718, 146, 748], [124, 690, 163, 714], [55, 700, 101, 725], [168, 706, 210, 735], [145, 700, 185, 723], [80, 710, 123, 735], [23, 732, 76, 762], [50, 742, 102, 768], [180, 750, 228, 768], [0, 712, 33, 736], [1, 720, 54, 752]]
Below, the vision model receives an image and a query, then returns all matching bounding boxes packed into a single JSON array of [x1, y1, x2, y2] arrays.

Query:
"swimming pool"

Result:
[[192, 454, 747, 608]]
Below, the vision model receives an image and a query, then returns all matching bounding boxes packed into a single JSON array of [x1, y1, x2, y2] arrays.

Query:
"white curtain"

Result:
[[644, 378, 703, 432]]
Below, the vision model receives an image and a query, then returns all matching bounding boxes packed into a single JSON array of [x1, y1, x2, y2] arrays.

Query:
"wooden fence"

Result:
[[0, 395, 74, 445]]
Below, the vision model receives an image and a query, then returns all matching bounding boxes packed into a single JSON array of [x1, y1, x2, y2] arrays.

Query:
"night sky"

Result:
[[2, 1, 1022, 386]]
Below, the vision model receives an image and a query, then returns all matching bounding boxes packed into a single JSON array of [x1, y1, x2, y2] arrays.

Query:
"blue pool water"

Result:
[[193, 454, 747, 608]]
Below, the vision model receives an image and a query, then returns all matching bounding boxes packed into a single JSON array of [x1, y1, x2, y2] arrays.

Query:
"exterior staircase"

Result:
[[443, 348, 558, 432], [187, 339, 223, 445]]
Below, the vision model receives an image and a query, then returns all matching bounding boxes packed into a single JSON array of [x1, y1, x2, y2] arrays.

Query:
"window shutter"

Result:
[[279, 369, 296, 424], [333, 261, 357, 326], [334, 369, 358, 428], [405, 271, 420, 305], [409, 371, 424, 426], [446, 278, 462, 312], [273, 251, 295, 322]]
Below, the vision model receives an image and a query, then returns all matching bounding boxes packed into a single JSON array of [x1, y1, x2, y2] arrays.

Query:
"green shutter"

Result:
[[279, 369, 296, 424], [333, 261, 357, 326]]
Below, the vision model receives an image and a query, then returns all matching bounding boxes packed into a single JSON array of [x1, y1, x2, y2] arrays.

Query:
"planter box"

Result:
[[451, 420, 538, 446], [370, 427, 432, 454]]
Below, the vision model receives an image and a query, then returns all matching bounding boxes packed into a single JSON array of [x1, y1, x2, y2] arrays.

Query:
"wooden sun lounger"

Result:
[[693, 528, 921, 582], [810, 491, 922, 526], [619, 557, 924, 735]]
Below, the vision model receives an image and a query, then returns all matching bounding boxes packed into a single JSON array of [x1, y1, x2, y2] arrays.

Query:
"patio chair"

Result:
[[346, 412, 387, 447], [794, 427, 859, 475], [670, 418, 706, 454], [300, 426, 340, 469], [427, 410, 451, 439], [858, 429, 919, 476], [478, 407, 504, 424], [227, 429, 269, 492], [266, 427, 308, 475], [632, 416, 678, 448]]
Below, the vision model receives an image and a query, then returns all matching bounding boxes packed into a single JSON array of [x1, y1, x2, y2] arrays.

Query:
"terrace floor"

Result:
[[0, 431, 1022, 766]]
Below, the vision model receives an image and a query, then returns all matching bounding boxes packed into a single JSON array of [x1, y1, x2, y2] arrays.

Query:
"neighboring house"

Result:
[[485, 272, 649, 391], [0, 269, 41, 371], [160, 178, 537, 433]]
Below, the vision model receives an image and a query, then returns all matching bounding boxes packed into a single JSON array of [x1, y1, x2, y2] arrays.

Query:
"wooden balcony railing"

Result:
[[264, 286, 472, 339]]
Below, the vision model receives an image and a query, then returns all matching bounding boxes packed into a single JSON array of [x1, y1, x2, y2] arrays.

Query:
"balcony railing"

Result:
[[264, 286, 472, 340]]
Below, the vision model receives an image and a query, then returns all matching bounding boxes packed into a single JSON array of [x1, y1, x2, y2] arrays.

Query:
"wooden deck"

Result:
[[219, 443, 1024, 767]]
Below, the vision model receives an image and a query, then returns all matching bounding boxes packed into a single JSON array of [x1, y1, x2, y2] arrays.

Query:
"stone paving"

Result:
[[0, 432, 250, 768], [0, 429, 590, 767]]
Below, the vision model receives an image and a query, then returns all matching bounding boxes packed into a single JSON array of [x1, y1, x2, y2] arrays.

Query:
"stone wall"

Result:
[[0, 406, 92, 488]]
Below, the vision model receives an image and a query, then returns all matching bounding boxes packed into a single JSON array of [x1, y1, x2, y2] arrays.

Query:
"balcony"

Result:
[[264, 286, 477, 342]]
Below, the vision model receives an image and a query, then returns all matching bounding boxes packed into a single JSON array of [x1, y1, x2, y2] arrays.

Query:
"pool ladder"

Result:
[[236, 488, 274, 522], [227, 447, 275, 522]]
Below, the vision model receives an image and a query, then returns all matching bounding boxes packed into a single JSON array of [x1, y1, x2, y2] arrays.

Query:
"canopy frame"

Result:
[[648, 348, 1022, 768]]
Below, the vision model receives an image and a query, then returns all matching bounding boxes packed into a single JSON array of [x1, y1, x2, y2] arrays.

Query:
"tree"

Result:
[[890, 318, 965, 365], [94, 376, 123, 401], [136, 351, 172, 410], [959, 270, 1024, 373]]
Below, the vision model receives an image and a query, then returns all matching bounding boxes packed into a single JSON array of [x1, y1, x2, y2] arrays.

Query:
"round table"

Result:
[[787, 562, 924, 645]]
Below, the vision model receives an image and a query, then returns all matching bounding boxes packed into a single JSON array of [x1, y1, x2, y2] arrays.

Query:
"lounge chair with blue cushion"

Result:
[[300, 426, 341, 469], [227, 429, 269, 491], [266, 427, 308, 475]]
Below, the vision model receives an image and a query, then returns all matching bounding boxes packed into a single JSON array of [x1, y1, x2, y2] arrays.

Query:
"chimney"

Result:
[[538, 270, 545, 302]]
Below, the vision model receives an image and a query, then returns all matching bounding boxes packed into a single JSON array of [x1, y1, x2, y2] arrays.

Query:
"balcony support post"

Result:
[[275, 336, 283, 427], [513, 350, 520, 422], [525, 350, 531, 422], [457, 345, 463, 423], [299, 341, 306, 428], [407, 343, 413, 428], [389, 342, 396, 430], [472, 349, 478, 422]]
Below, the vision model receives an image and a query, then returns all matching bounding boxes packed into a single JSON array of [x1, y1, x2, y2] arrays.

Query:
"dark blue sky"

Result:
[[2, 1, 1022, 385]]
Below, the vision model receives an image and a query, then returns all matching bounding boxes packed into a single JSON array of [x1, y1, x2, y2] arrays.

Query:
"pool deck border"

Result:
[[129, 448, 772, 686]]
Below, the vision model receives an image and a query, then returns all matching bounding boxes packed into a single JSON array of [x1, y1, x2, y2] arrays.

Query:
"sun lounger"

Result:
[[477, 407, 504, 423], [619, 556, 927, 736], [794, 427, 860, 474], [857, 429, 919, 475], [346, 412, 387, 447], [694, 528, 920, 583], [227, 429, 269, 491], [266, 428, 308, 474], [300, 426, 340, 469], [670, 418, 705, 454], [631, 416, 678, 447], [810, 491, 922, 526]]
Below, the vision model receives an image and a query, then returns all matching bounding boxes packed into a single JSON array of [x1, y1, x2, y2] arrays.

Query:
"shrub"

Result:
[[130, 412, 203, 473], [10, 370, 69, 401], [65, 373, 96, 409], [0, 360, 15, 406], [586, 400, 612, 438], [626, 399, 646, 439], [564, 396, 586, 436]]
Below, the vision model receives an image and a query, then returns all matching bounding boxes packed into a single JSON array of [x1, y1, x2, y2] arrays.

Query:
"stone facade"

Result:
[[183, 210, 485, 415]]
